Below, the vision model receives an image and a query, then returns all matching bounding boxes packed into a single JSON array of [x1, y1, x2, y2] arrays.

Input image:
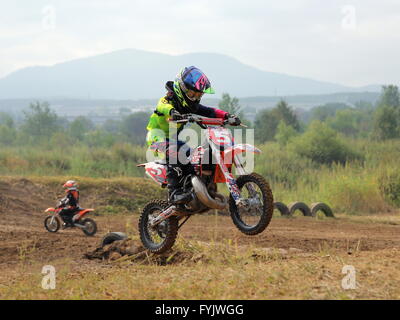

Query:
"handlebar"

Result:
[[169, 114, 247, 128]]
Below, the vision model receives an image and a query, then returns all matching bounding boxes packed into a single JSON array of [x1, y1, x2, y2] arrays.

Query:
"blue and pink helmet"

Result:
[[173, 66, 215, 110]]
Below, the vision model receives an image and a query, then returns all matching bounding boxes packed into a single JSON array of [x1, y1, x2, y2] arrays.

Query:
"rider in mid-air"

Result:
[[146, 66, 241, 204]]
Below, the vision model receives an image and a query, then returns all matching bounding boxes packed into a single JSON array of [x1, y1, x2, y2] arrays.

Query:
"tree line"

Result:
[[0, 85, 398, 155], [0, 102, 151, 147], [253, 85, 400, 143]]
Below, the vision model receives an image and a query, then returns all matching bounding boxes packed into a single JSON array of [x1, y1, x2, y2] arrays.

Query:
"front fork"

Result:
[[49, 214, 58, 225], [211, 144, 256, 206], [149, 206, 176, 227]]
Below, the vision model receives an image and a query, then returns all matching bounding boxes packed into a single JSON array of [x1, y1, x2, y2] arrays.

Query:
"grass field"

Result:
[[2, 138, 400, 216], [1, 216, 400, 300], [0, 176, 399, 300]]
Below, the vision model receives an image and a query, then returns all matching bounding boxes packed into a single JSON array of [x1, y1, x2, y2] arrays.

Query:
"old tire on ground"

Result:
[[100, 232, 128, 247], [288, 202, 312, 217], [138, 199, 179, 254], [229, 173, 274, 235], [310, 202, 334, 218], [81, 218, 97, 236], [274, 202, 290, 216], [44, 216, 60, 233]]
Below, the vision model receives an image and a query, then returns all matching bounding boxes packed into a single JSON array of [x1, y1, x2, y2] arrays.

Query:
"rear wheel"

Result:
[[138, 200, 179, 254], [229, 173, 274, 235], [44, 216, 60, 233], [81, 218, 97, 236]]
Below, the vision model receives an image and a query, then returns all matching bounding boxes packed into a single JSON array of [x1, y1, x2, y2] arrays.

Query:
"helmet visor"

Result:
[[203, 87, 215, 94]]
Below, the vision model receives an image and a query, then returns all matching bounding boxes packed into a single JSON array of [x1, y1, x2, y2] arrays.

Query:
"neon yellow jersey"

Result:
[[146, 97, 184, 146]]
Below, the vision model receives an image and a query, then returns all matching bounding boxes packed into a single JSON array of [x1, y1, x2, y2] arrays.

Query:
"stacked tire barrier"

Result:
[[273, 201, 334, 218]]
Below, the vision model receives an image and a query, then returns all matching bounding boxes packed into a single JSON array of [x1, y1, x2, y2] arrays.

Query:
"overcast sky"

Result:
[[1, 0, 399, 87]]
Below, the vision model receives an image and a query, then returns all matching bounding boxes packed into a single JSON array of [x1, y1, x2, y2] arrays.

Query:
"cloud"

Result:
[[0, 0, 399, 87]]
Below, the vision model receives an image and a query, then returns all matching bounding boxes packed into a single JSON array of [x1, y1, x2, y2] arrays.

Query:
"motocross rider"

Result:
[[58, 180, 80, 227], [146, 66, 241, 204]]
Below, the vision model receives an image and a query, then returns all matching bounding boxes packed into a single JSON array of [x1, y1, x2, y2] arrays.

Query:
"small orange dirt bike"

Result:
[[138, 114, 274, 254], [44, 206, 97, 236]]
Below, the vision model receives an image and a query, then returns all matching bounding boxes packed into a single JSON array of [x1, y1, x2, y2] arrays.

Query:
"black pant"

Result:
[[60, 208, 78, 224], [165, 140, 193, 191]]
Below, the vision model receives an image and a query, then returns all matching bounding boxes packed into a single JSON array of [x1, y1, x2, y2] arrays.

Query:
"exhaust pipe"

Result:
[[191, 176, 227, 210]]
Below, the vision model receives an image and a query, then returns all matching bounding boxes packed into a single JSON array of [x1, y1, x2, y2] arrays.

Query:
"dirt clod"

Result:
[[109, 252, 122, 261], [85, 239, 145, 261]]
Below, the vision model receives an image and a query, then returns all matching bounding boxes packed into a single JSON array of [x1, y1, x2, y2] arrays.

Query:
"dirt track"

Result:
[[1, 178, 400, 270], [1, 178, 400, 300]]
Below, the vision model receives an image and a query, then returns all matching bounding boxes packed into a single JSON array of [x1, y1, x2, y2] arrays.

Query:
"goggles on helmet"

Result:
[[179, 79, 204, 102], [186, 89, 204, 101]]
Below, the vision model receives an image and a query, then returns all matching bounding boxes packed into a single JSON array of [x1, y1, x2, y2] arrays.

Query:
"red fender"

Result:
[[223, 144, 261, 164], [144, 162, 168, 186], [73, 208, 94, 221]]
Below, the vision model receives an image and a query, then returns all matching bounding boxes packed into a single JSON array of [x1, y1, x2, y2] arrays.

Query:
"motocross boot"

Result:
[[62, 222, 72, 229], [167, 166, 192, 204]]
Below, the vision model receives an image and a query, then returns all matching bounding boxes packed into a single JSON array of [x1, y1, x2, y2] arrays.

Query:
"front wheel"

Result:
[[81, 218, 97, 236], [44, 215, 60, 233], [229, 173, 274, 235], [138, 200, 179, 254]]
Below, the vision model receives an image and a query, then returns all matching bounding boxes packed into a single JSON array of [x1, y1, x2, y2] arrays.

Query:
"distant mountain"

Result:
[[0, 49, 381, 99]]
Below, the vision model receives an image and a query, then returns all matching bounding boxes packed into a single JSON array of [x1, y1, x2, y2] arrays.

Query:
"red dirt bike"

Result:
[[44, 205, 97, 236], [137, 114, 274, 253]]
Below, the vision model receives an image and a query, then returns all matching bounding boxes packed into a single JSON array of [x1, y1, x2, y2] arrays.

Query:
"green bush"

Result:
[[275, 121, 298, 147], [256, 143, 316, 189], [289, 121, 363, 165], [0, 125, 16, 145], [320, 172, 390, 214], [379, 170, 400, 207]]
